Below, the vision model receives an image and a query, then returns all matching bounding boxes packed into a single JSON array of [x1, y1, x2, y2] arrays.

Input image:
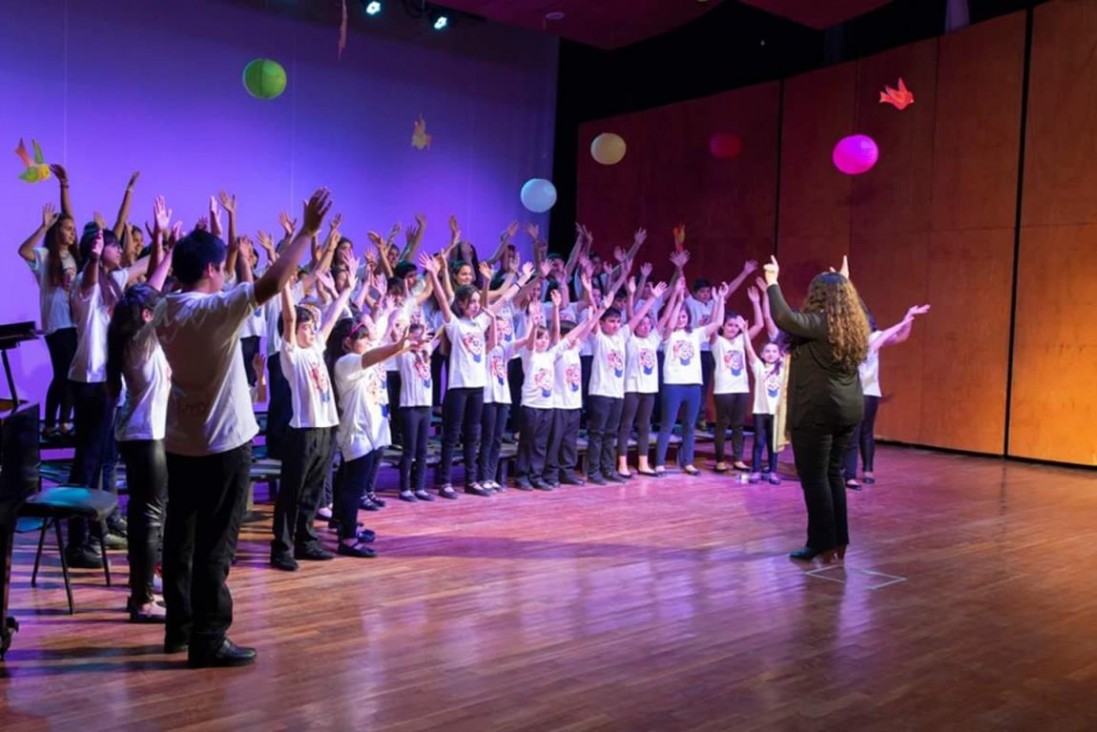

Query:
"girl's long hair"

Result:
[[78, 227, 124, 311], [800, 273, 870, 372], [325, 317, 358, 409], [45, 215, 79, 289], [106, 284, 161, 400]]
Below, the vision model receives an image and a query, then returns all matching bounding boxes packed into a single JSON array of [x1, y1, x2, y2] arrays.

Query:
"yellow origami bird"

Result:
[[15, 138, 51, 183], [411, 115, 432, 150]]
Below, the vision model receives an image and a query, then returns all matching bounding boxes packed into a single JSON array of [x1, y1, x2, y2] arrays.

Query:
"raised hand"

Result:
[[526, 223, 540, 241], [906, 304, 931, 319], [279, 211, 297, 237], [763, 255, 779, 286], [93, 211, 107, 230], [42, 203, 58, 229], [747, 286, 760, 303], [754, 276, 768, 292], [208, 196, 223, 237], [405, 218, 421, 246], [735, 315, 749, 331], [674, 277, 687, 294], [626, 277, 637, 295], [171, 221, 184, 243], [479, 261, 494, 282], [196, 216, 208, 231], [417, 251, 439, 275], [152, 196, 172, 234], [127, 171, 141, 190], [257, 231, 275, 253], [717, 282, 731, 299], [602, 261, 614, 277], [652, 281, 669, 299], [613, 245, 626, 263], [502, 221, 520, 241], [49, 164, 68, 185], [539, 259, 552, 278], [90, 229, 104, 259], [669, 250, 690, 269], [217, 191, 236, 215], [742, 259, 759, 274], [519, 260, 535, 284], [301, 188, 332, 234], [633, 227, 648, 247], [640, 261, 653, 278]]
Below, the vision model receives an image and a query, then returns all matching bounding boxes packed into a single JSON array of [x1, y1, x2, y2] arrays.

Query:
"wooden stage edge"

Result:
[[3, 442, 1097, 731]]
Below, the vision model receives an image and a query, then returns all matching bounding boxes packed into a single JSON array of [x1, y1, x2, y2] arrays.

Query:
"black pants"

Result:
[[545, 408, 580, 482], [337, 450, 381, 540], [386, 371, 403, 445], [119, 439, 167, 606], [67, 381, 115, 547], [791, 425, 855, 552], [586, 395, 623, 479], [44, 327, 76, 429], [241, 335, 261, 387], [714, 393, 749, 463], [505, 359, 524, 432], [271, 427, 332, 558], [516, 406, 553, 480], [579, 354, 593, 427], [700, 351, 715, 425], [478, 402, 510, 484], [431, 350, 447, 408], [439, 387, 483, 486], [163, 443, 252, 655], [266, 353, 293, 460], [844, 395, 881, 478], [752, 413, 778, 473], [617, 392, 655, 461], [399, 406, 432, 491]]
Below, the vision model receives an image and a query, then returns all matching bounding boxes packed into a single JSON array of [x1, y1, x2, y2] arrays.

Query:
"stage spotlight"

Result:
[[429, 7, 449, 30], [365, 1, 381, 15]]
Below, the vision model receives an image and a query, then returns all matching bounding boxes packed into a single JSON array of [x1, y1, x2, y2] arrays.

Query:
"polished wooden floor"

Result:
[[3, 444, 1097, 731]]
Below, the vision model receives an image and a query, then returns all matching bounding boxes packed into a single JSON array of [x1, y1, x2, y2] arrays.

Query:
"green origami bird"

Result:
[[15, 138, 50, 183]]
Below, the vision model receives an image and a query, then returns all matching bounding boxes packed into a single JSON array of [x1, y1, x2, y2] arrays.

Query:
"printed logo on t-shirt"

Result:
[[498, 318, 514, 343], [367, 370, 389, 418], [639, 348, 655, 375], [765, 370, 781, 399], [607, 349, 624, 378], [490, 353, 506, 385], [413, 357, 431, 388], [725, 350, 744, 377], [534, 368, 553, 398], [309, 362, 332, 403], [565, 363, 581, 392], [672, 338, 695, 366], [463, 332, 484, 363]]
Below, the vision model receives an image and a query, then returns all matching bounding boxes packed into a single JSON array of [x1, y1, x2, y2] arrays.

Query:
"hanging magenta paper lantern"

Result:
[[832, 134, 879, 175]]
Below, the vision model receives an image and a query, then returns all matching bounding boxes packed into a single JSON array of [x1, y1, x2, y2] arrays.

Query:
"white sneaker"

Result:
[[317, 505, 333, 520]]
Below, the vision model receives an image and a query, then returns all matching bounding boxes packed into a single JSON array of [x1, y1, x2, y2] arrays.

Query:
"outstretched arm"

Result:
[[19, 204, 58, 264], [419, 252, 454, 323], [874, 304, 931, 352], [255, 189, 333, 306], [703, 283, 730, 339], [145, 196, 173, 292], [628, 281, 668, 332], [762, 257, 826, 340], [49, 165, 73, 219]]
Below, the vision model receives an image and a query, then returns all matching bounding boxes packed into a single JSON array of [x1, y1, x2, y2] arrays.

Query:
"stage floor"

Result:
[[2, 444, 1097, 730]]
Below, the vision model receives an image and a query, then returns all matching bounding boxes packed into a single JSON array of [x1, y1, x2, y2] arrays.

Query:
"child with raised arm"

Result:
[[396, 322, 437, 502], [616, 278, 669, 478], [154, 188, 332, 668], [711, 287, 766, 473], [740, 317, 786, 485]]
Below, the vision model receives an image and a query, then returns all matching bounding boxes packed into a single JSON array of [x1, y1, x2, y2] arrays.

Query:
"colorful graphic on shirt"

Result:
[[725, 350, 744, 377], [765, 370, 781, 399], [565, 363, 581, 392], [673, 338, 695, 366], [463, 332, 484, 363], [498, 317, 514, 343], [490, 352, 507, 385], [639, 348, 655, 375], [533, 368, 553, 398], [308, 361, 332, 403], [607, 349, 624, 378], [413, 356, 431, 388]]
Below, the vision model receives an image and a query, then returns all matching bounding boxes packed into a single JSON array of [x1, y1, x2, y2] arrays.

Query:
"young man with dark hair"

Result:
[[155, 189, 331, 668]]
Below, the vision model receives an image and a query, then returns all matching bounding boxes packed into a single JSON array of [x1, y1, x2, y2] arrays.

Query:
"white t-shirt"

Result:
[[397, 349, 433, 408], [484, 343, 512, 405], [553, 346, 583, 410], [241, 304, 265, 338], [860, 331, 885, 398], [624, 331, 660, 394], [494, 304, 518, 357], [663, 329, 704, 385], [521, 344, 562, 409], [588, 327, 628, 399], [687, 297, 716, 352], [69, 269, 128, 384], [444, 313, 490, 389], [713, 334, 750, 395], [155, 282, 259, 456], [28, 247, 76, 334], [280, 339, 338, 429], [752, 360, 784, 415], [262, 281, 304, 358], [334, 353, 390, 462], [115, 326, 170, 442]]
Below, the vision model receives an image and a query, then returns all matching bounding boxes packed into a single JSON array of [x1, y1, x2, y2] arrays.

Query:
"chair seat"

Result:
[[20, 485, 117, 522]]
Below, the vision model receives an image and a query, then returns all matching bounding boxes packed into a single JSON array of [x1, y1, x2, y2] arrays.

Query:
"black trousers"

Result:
[[337, 449, 382, 540], [271, 427, 332, 557], [617, 392, 655, 461], [791, 425, 855, 552], [505, 359, 524, 431], [119, 439, 167, 605], [700, 350, 715, 425], [266, 353, 293, 460], [399, 406, 432, 491], [240, 335, 261, 387], [713, 393, 749, 463], [545, 408, 580, 482], [163, 443, 252, 655], [751, 413, 779, 473], [478, 402, 510, 484], [67, 380, 115, 547], [579, 354, 593, 427], [439, 387, 483, 486], [586, 395, 623, 479], [430, 350, 446, 407], [844, 395, 881, 478], [516, 406, 553, 480], [386, 371, 403, 444], [44, 327, 77, 428]]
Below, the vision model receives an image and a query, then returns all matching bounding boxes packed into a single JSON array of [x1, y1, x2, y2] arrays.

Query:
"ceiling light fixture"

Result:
[[364, 1, 382, 16]]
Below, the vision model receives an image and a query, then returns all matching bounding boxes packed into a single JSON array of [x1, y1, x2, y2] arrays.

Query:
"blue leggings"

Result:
[[655, 383, 702, 468]]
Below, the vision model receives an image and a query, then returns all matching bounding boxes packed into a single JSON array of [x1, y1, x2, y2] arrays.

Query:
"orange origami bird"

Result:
[[880, 78, 914, 110], [672, 224, 686, 252], [411, 115, 432, 150], [14, 138, 51, 183]]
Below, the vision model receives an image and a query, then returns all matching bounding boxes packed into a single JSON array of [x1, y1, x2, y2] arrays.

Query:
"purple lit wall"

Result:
[[0, 0, 558, 406]]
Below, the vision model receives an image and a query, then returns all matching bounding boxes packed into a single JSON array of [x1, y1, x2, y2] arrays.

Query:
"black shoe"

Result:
[[560, 474, 585, 486], [294, 544, 335, 561], [398, 490, 417, 502], [107, 516, 128, 537], [413, 490, 434, 502], [366, 493, 387, 508], [464, 484, 490, 497], [358, 529, 377, 543], [789, 546, 834, 562], [605, 473, 626, 484], [360, 497, 381, 512], [270, 554, 299, 572], [102, 532, 128, 551], [187, 638, 257, 668], [529, 478, 553, 491], [337, 542, 377, 558], [65, 545, 103, 570], [587, 474, 607, 486], [513, 479, 534, 491]]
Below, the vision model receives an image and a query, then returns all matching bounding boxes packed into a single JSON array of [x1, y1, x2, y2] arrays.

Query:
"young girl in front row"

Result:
[[711, 287, 766, 473], [740, 316, 786, 485], [396, 322, 438, 502]]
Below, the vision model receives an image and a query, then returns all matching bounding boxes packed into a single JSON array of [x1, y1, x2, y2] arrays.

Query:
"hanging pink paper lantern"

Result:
[[832, 134, 879, 175], [709, 132, 743, 160]]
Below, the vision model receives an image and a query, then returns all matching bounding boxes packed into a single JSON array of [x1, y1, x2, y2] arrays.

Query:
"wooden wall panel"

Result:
[[1022, 0, 1097, 227], [1010, 225, 1097, 465], [577, 113, 649, 255]]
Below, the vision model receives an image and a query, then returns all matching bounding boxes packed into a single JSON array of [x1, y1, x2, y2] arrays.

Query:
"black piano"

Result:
[[0, 321, 42, 659]]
